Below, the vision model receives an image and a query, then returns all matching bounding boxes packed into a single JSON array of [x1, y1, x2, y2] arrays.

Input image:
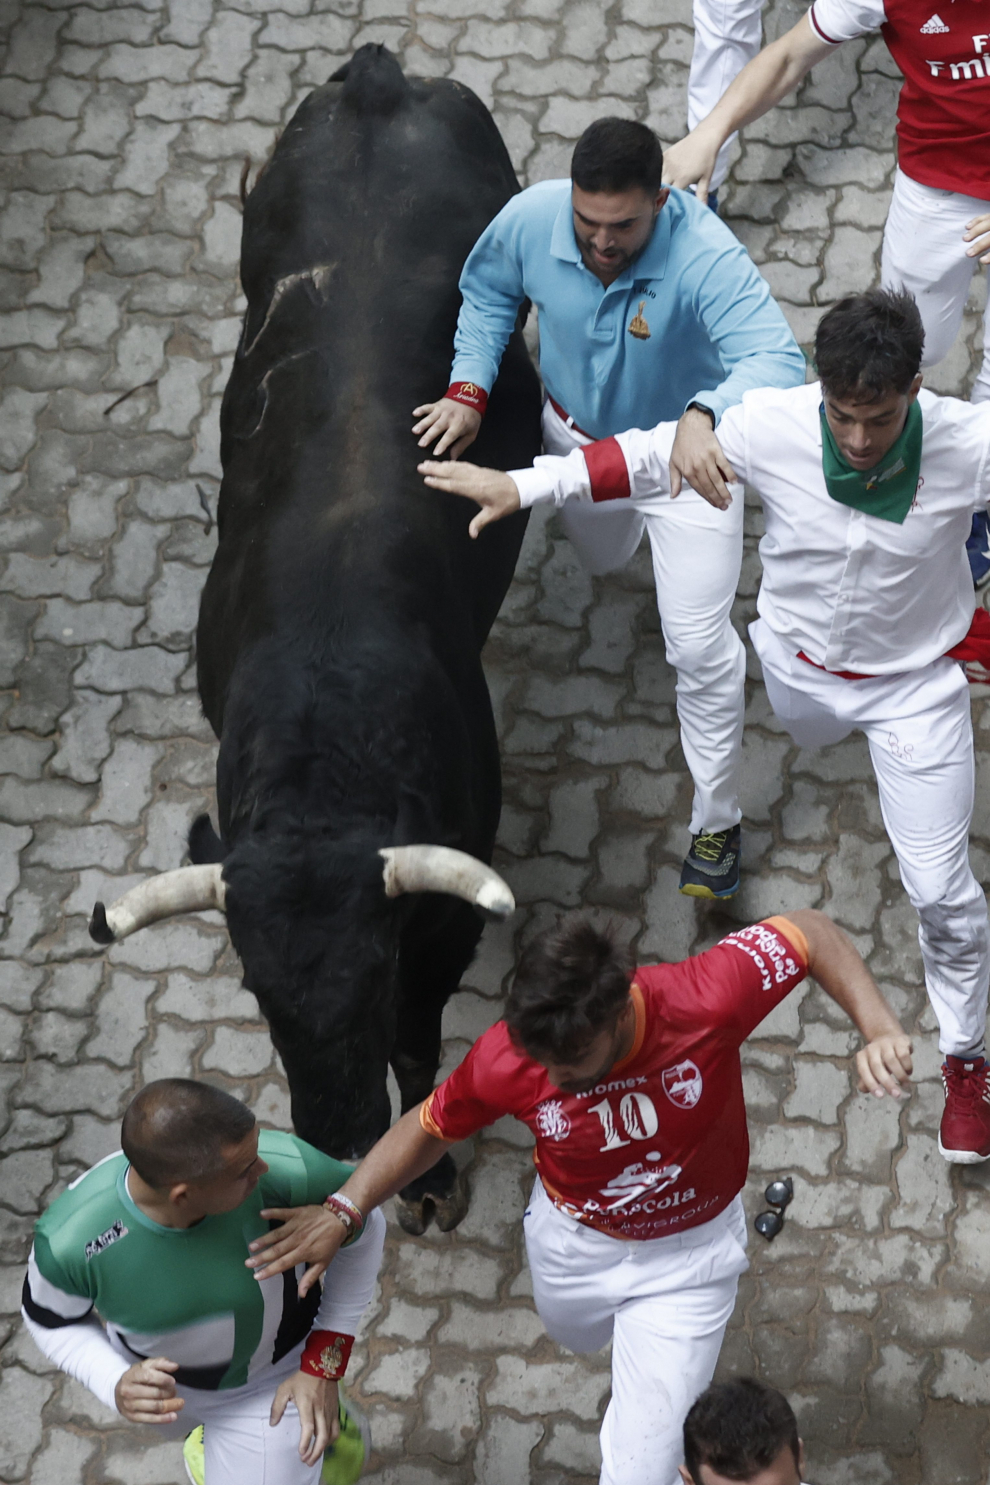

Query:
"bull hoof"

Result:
[[394, 1165, 470, 1236], [432, 1174, 470, 1232], [394, 1195, 431, 1236]]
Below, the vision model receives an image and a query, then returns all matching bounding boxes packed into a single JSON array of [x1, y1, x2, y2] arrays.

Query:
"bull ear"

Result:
[[379, 846, 514, 922], [89, 865, 227, 944]]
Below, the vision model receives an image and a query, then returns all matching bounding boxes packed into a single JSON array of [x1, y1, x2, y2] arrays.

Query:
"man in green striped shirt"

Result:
[[22, 1080, 384, 1485]]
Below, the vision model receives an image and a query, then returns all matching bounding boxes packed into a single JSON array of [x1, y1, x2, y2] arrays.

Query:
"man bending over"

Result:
[[21, 1079, 385, 1485], [247, 910, 909, 1485]]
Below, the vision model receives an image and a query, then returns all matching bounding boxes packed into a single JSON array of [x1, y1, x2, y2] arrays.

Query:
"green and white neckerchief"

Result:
[[819, 399, 922, 525]]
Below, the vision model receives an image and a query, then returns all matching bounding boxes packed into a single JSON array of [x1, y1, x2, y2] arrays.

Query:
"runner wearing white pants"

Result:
[[249, 910, 910, 1485], [545, 401, 746, 837], [524, 1182, 749, 1485], [413, 121, 804, 897]]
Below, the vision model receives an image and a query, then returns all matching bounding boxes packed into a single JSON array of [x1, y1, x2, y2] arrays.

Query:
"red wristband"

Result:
[[300, 1330, 354, 1380], [445, 382, 488, 414]]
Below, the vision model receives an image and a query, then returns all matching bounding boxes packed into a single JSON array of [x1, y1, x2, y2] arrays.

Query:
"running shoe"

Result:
[[183, 1426, 204, 1485], [678, 824, 741, 899], [967, 511, 990, 589], [939, 1055, 990, 1163], [322, 1390, 371, 1484]]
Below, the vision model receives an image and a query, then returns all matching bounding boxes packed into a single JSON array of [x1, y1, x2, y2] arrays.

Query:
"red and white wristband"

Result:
[[444, 381, 488, 414], [300, 1329, 354, 1380], [323, 1191, 364, 1246]]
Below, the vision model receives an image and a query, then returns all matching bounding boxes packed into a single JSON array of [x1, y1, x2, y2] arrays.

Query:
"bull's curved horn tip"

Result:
[[88, 901, 115, 946], [476, 880, 514, 919]]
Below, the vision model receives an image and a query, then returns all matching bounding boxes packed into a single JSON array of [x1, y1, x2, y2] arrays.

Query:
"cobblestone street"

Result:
[[2, 1, 990, 1481]]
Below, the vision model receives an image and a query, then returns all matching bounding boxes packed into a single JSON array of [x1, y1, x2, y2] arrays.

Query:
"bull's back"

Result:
[[198, 46, 540, 731]]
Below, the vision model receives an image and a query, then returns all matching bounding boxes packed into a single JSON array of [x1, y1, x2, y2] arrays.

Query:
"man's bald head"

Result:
[[121, 1079, 256, 1191]]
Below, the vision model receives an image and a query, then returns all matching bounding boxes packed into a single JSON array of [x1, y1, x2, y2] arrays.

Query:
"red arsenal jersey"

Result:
[[421, 918, 809, 1241], [809, 0, 990, 197]]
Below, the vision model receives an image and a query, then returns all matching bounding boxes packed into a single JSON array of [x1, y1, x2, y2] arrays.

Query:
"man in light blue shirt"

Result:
[[415, 118, 804, 898]]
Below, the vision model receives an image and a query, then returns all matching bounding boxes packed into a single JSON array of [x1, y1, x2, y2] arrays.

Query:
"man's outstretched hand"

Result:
[[412, 398, 482, 459], [856, 1033, 914, 1099], [247, 1205, 347, 1297], [669, 405, 737, 508], [419, 459, 521, 537]]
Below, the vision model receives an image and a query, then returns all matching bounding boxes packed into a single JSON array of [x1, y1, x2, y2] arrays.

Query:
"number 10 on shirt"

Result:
[[589, 1091, 660, 1150]]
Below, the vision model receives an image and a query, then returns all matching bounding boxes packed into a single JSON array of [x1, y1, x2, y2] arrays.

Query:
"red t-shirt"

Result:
[[421, 918, 809, 1241], [809, 0, 990, 197]]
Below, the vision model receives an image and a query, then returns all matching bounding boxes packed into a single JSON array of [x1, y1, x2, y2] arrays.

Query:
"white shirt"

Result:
[[511, 383, 990, 675]]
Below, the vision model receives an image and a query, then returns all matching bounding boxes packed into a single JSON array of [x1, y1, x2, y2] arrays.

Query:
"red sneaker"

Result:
[[939, 1056, 990, 1163]]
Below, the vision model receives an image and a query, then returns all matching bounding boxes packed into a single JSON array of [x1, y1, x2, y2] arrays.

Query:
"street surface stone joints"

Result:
[[0, 0, 989, 1482]]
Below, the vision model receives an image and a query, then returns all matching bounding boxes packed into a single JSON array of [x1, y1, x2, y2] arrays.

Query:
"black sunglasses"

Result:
[[754, 1177, 793, 1241]]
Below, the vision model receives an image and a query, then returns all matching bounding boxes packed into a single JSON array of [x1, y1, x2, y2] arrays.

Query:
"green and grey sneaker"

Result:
[[678, 824, 741, 899], [322, 1390, 371, 1484], [183, 1425, 205, 1485]]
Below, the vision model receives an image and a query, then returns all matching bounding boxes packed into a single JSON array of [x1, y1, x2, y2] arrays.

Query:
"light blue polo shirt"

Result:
[[451, 180, 805, 440]]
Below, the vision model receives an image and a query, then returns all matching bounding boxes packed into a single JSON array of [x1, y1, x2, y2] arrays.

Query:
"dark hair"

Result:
[[504, 916, 633, 1062], [571, 118, 664, 196], [814, 287, 924, 402], [121, 1079, 256, 1190], [683, 1379, 800, 1484]]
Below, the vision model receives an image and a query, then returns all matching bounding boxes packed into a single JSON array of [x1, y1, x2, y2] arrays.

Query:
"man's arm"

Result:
[[413, 207, 528, 459], [417, 405, 750, 534], [780, 909, 913, 1096], [248, 1109, 450, 1292], [663, 14, 835, 199]]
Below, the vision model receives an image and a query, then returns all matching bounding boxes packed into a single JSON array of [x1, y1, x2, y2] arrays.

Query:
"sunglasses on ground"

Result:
[[754, 1177, 793, 1241]]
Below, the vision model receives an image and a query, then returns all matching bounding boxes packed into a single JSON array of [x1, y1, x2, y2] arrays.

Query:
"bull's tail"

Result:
[[331, 44, 409, 117]]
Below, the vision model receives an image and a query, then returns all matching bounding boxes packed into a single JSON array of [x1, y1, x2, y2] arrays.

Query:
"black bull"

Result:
[[189, 47, 540, 1225]]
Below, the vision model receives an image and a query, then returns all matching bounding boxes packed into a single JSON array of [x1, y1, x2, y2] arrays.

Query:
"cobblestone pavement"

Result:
[[2, 1, 990, 1482]]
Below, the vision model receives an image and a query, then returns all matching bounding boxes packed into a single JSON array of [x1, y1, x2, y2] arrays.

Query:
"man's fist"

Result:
[[412, 398, 482, 459], [115, 1357, 183, 1424]]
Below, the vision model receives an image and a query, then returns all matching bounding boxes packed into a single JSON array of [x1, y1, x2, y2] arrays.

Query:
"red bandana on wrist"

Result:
[[300, 1330, 354, 1380], [445, 382, 488, 413]]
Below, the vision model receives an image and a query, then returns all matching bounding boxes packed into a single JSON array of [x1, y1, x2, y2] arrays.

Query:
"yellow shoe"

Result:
[[183, 1425, 205, 1485], [321, 1391, 370, 1484]]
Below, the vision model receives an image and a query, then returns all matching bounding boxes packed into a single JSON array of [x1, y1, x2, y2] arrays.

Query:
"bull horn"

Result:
[[89, 864, 226, 945], [380, 846, 514, 921]]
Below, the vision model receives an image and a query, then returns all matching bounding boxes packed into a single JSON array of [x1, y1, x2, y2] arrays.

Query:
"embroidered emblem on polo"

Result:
[[628, 300, 651, 340], [662, 1059, 704, 1108], [535, 1098, 571, 1140], [85, 1218, 128, 1260], [920, 14, 949, 31]]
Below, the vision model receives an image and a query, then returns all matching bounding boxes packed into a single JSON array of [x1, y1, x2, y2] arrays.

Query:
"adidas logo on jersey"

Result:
[[920, 13, 950, 32]]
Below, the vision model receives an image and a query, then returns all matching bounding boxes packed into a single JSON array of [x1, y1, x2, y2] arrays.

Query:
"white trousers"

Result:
[[156, 1346, 320, 1485], [688, 0, 764, 192], [523, 1181, 749, 1485], [752, 619, 990, 1054], [881, 167, 990, 402], [545, 403, 746, 834]]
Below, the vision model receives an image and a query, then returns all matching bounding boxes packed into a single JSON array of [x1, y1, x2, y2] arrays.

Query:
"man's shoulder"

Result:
[[493, 179, 569, 231], [740, 379, 819, 420], [919, 388, 990, 429], [36, 1152, 128, 1272]]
